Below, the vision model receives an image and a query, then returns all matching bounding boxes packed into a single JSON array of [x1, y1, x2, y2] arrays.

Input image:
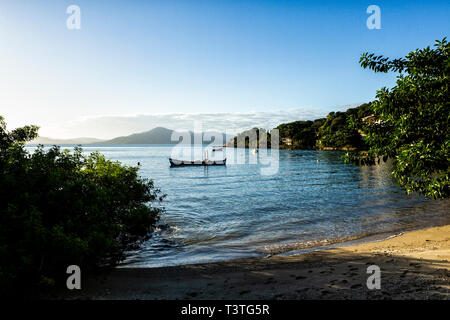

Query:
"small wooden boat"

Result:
[[169, 158, 226, 167]]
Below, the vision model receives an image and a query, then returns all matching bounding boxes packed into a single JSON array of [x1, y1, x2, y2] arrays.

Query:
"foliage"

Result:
[[317, 104, 372, 150], [277, 119, 323, 149], [273, 103, 372, 150], [228, 128, 272, 148], [0, 116, 164, 296], [347, 38, 449, 198]]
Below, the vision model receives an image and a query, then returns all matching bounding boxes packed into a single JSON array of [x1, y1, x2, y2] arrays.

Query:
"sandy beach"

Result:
[[60, 225, 450, 300]]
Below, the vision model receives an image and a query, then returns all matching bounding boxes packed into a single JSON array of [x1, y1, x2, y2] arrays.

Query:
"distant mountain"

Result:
[[27, 127, 233, 145], [101, 127, 232, 145], [28, 136, 105, 145], [101, 127, 174, 144]]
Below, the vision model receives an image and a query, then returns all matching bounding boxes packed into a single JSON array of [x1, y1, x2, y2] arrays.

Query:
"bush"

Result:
[[0, 116, 164, 297], [354, 38, 449, 198]]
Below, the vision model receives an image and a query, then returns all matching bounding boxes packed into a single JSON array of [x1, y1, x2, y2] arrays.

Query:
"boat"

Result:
[[169, 158, 226, 167], [251, 148, 258, 154]]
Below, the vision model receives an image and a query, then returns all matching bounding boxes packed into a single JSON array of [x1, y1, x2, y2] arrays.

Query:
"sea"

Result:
[[26, 144, 450, 268]]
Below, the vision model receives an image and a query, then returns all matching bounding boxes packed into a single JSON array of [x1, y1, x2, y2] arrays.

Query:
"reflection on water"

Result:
[[26, 145, 450, 267]]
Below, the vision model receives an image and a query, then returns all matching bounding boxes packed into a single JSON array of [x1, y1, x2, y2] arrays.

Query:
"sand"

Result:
[[60, 225, 450, 300]]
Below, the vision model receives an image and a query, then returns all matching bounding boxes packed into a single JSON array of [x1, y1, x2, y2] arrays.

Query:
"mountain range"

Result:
[[29, 136, 104, 145], [29, 127, 232, 145]]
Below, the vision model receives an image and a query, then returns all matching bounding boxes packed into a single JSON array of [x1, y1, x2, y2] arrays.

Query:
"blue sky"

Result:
[[0, 0, 449, 138]]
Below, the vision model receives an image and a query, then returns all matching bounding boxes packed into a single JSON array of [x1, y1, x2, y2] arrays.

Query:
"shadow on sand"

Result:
[[55, 248, 449, 300]]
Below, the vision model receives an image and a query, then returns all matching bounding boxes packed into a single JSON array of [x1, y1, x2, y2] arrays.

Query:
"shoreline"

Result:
[[121, 219, 450, 269], [58, 224, 450, 300]]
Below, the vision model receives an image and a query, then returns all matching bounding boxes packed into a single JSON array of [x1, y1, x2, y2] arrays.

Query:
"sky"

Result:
[[0, 0, 449, 138]]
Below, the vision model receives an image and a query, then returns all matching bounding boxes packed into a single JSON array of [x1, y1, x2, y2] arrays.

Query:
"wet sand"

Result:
[[60, 225, 450, 300]]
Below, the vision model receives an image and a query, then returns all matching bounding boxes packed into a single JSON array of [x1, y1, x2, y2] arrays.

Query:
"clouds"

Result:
[[42, 104, 360, 139]]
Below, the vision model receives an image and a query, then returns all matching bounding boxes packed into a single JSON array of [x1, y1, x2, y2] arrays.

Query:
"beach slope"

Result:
[[61, 225, 450, 300]]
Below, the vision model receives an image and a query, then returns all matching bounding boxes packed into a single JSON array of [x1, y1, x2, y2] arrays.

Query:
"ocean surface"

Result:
[[27, 144, 450, 267]]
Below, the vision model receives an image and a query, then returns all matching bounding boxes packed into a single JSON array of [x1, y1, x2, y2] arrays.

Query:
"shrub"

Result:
[[0, 116, 164, 297], [352, 38, 449, 198]]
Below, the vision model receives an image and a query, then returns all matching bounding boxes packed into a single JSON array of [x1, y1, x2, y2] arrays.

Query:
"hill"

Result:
[[29, 136, 105, 145], [228, 103, 373, 150], [101, 127, 231, 145]]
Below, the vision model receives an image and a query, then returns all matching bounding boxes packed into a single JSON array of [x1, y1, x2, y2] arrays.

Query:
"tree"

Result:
[[0, 116, 164, 296], [316, 108, 370, 150], [274, 103, 372, 150], [347, 38, 449, 198]]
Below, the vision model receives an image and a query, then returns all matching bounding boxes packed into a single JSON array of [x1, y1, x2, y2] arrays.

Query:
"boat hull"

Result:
[[169, 158, 226, 167]]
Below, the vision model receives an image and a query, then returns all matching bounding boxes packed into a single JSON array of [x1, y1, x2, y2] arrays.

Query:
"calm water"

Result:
[[27, 145, 450, 267]]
